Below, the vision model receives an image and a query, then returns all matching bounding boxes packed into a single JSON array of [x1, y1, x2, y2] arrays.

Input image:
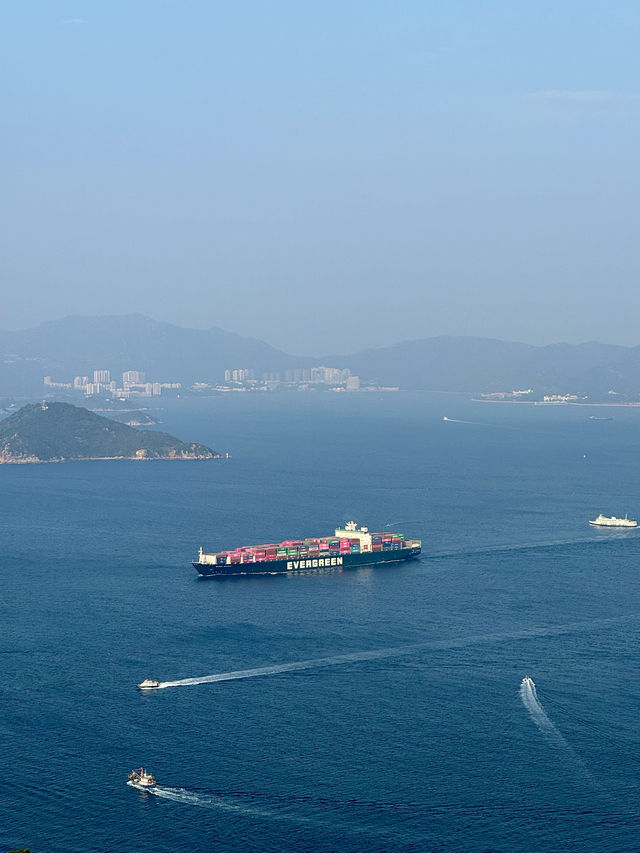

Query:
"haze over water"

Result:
[[3, 392, 640, 851]]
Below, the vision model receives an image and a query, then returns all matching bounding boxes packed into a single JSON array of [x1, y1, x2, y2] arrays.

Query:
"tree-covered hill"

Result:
[[0, 402, 220, 462]]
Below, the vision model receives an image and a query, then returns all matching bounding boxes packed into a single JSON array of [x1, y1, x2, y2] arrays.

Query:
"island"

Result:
[[0, 402, 221, 463]]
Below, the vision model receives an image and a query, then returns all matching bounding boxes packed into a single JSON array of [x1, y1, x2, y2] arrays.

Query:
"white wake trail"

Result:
[[519, 676, 600, 791], [154, 614, 640, 689], [130, 784, 423, 840], [158, 645, 420, 688], [148, 786, 277, 820], [519, 677, 569, 748], [442, 416, 493, 426]]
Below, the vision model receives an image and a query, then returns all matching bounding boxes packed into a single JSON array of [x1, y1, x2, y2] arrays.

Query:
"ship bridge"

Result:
[[335, 521, 372, 550]]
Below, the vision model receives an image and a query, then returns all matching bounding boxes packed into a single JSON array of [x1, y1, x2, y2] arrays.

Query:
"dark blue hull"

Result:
[[193, 546, 421, 577]]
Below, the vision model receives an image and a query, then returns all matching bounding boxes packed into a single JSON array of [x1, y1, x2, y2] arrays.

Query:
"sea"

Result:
[[3, 392, 640, 852]]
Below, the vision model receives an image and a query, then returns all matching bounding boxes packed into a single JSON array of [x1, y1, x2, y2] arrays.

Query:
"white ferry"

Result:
[[128, 768, 157, 789], [137, 679, 160, 690], [589, 514, 637, 528]]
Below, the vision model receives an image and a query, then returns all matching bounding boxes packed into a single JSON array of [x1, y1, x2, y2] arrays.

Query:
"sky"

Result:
[[2, 1, 640, 355]]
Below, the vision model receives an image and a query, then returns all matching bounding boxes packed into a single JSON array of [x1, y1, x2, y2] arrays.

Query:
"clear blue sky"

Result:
[[2, 1, 639, 354]]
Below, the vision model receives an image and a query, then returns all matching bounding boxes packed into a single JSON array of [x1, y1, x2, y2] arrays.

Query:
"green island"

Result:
[[0, 402, 221, 463]]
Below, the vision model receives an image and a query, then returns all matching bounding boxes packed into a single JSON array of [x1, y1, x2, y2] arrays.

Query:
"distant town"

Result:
[[475, 389, 632, 405], [43, 366, 396, 399]]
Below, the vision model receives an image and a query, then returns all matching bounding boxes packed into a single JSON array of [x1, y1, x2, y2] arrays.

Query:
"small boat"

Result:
[[521, 675, 535, 688], [589, 514, 637, 528], [137, 679, 160, 690], [128, 767, 157, 788]]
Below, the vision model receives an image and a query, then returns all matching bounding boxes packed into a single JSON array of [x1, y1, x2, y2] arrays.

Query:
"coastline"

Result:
[[0, 453, 222, 464], [472, 398, 640, 408]]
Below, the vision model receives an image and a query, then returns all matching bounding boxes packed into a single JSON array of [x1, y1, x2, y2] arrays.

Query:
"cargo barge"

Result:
[[193, 521, 422, 577]]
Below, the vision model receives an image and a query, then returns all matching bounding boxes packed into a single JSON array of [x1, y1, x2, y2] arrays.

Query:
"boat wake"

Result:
[[157, 646, 422, 688], [519, 677, 597, 787], [442, 416, 503, 427], [130, 784, 427, 840], [519, 677, 568, 746], [146, 785, 279, 819], [153, 615, 639, 689], [429, 534, 621, 562]]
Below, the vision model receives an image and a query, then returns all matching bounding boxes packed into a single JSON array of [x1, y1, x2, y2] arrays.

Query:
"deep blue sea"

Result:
[[4, 392, 640, 852]]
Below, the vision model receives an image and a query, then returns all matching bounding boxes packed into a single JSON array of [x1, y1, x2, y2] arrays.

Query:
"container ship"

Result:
[[193, 521, 422, 577]]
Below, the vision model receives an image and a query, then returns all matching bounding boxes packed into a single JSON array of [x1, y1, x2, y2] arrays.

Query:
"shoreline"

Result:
[[472, 399, 640, 408], [0, 454, 223, 465]]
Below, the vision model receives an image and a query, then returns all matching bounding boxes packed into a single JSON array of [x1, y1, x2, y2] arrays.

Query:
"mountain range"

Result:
[[2, 314, 640, 398]]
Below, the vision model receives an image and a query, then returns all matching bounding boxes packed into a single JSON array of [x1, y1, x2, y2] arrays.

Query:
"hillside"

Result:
[[327, 337, 633, 394], [0, 403, 220, 463], [2, 314, 640, 396], [0, 314, 309, 395]]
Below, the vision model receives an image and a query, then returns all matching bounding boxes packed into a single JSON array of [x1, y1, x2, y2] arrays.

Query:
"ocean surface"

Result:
[[3, 392, 640, 852]]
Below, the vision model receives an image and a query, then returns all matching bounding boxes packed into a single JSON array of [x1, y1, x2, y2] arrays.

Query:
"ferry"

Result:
[[137, 679, 160, 690], [193, 521, 422, 577], [128, 768, 157, 789], [589, 514, 637, 528]]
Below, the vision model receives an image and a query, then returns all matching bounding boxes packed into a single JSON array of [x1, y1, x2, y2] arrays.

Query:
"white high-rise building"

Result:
[[346, 376, 360, 391], [123, 370, 145, 386], [93, 369, 110, 384]]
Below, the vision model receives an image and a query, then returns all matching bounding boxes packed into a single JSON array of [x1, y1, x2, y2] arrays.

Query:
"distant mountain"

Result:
[[327, 337, 634, 394], [2, 314, 640, 397], [0, 402, 220, 463], [0, 314, 308, 395]]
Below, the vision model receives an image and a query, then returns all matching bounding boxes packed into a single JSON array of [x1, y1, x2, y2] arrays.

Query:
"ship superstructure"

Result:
[[193, 521, 422, 577], [128, 768, 157, 789]]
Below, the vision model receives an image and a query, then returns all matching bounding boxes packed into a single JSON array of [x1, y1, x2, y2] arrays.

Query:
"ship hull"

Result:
[[193, 546, 422, 577]]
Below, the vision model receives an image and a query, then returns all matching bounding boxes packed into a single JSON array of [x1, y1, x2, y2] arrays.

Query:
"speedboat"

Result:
[[521, 675, 535, 688], [128, 768, 157, 789], [137, 679, 160, 690]]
